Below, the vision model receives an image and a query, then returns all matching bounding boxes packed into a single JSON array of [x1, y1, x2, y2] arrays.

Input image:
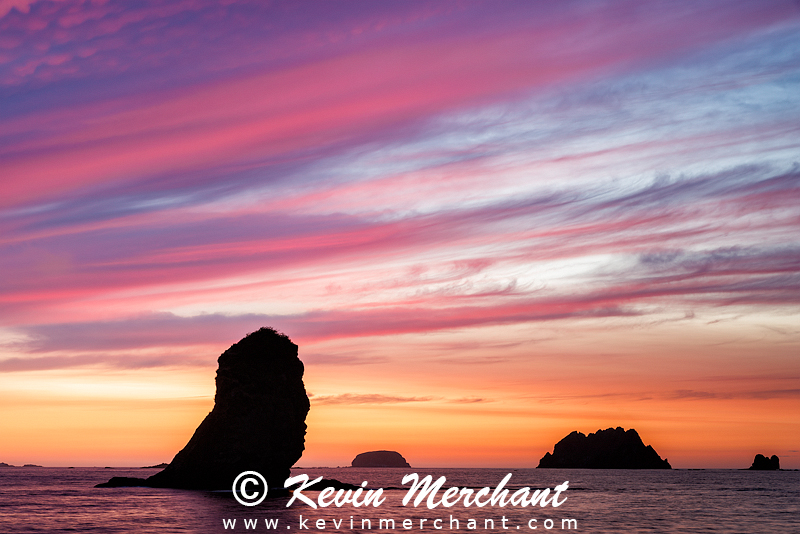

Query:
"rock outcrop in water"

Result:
[[351, 450, 410, 467], [537, 427, 671, 469], [98, 327, 310, 489], [748, 454, 780, 470]]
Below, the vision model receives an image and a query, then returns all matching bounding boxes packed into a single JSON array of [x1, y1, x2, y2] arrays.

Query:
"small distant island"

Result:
[[538, 427, 671, 469], [351, 450, 411, 468], [141, 463, 169, 469], [0, 463, 42, 468], [748, 454, 780, 470]]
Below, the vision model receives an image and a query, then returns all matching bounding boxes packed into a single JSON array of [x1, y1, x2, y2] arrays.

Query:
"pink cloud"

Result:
[[0, 163, 796, 329], [0, 0, 37, 19], [5, 241, 798, 359], [4, 1, 795, 208]]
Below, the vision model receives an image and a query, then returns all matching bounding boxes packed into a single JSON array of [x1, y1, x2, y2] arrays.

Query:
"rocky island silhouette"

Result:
[[351, 450, 410, 467], [538, 427, 671, 469], [748, 454, 780, 470]]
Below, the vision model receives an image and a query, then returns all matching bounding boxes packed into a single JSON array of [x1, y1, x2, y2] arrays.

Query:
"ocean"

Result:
[[0, 467, 797, 533]]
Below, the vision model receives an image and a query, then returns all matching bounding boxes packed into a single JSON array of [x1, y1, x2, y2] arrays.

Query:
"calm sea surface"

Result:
[[0, 467, 797, 533]]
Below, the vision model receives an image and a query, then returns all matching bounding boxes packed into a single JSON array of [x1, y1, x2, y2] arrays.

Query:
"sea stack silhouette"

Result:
[[748, 454, 780, 470], [98, 327, 310, 489], [351, 450, 411, 467], [538, 427, 671, 469]]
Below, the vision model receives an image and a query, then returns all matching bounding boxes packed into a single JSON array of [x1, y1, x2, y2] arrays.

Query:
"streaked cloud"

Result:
[[1, 0, 799, 467], [0, 352, 210, 372], [311, 393, 435, 405], [670, 389, 800, 400]]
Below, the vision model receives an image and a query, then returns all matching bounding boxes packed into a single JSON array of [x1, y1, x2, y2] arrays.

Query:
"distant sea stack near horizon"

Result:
[[351, 450, 411, 468], [748, 454, 780, 470], [538, 427, 671, 469], [99, 327, 310, 489]]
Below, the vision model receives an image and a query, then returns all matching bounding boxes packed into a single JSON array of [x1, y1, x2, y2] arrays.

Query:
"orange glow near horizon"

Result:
[[1, 316, 798, 468]]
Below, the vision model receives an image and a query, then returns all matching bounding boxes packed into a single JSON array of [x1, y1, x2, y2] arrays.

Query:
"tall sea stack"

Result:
[[144, 327, 309, 489]]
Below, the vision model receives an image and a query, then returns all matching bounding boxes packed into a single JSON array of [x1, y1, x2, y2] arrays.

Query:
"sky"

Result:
[[1, 0, 799, 469]]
